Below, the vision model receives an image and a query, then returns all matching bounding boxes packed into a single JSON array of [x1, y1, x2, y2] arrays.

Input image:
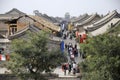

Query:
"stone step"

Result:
[[49, 77, 80, 80]]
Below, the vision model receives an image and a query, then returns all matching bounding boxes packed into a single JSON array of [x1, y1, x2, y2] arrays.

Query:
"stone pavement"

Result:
[[53, 31, 83, 78], [0, 67, 8, 74], [53, 66, 79, 77], [53, 53, 83, 78]]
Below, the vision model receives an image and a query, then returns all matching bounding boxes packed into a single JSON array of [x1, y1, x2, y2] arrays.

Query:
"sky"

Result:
[[0, 0, 120, 17]]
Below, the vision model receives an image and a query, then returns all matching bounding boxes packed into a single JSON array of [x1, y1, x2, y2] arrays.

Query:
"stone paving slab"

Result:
[[53, 66, 79, 78], [52, 31, 83, 78], [49, 77, 80, 80]]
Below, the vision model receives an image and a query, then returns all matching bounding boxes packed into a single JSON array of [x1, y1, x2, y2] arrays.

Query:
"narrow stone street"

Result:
[[0, 1, 120, 80], [53, 31, 83, 78]]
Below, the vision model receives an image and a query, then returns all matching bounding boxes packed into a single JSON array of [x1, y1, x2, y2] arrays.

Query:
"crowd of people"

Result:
[[58, 23, 85, 76], [60, 30, 81, 76], [65, 43, 78, 61], [62, 61, 80, 75], [62, 42, 80, 75], [63, 31, 74, 40]]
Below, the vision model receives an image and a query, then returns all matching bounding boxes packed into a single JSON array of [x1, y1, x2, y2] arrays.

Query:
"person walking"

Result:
[[68, 63, 72, 74], [62, 63, 67, 75], [72, 62, 77, 75], [70, 52, 75, 61]]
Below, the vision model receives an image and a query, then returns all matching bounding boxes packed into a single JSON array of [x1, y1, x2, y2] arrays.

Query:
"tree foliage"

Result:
[[7, 31, 67, 80], [80, 34, 120, 80]]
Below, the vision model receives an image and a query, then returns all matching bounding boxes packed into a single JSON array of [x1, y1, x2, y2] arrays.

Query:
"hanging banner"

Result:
[[0, 54, 6, 61], [60, 40, 64, 53]]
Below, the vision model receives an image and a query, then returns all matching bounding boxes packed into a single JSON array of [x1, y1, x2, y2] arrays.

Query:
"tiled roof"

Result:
[[94, 10, 118, 25], [86, 10, 120, 31], [0, 8, 26, 21], [77, 13, 100, 26], [0, 14, 25, 21], [0, 8, 26, 20], [5, 8, 26, 15], [29, 15, 60, 32], [90, 18, 120, 36], [8, 24, 41, 40], [71, 14, 89, 23]]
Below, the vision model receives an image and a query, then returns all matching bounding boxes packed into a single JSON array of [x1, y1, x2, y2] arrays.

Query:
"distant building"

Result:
[[0, 8, 61, 36], [76, 13, 101, 32], [0, 8, 61, 53], [8, 24, 60, 51], [64, 12, 70, 22], [85, 10, 120, 36]]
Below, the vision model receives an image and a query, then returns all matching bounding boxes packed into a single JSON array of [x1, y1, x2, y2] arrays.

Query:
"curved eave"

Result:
[[28, 15, 60, 32], [86, 10, 120, 32]]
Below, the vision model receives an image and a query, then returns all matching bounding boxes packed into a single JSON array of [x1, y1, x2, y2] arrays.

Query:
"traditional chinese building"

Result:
[[0, 8, 60, 37], [76, 13, 101, 32], [85, 10, 120, 36], [0, 8, 61, 53]]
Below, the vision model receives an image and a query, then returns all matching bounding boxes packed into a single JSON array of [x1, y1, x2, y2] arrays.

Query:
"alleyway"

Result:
[[53, 30, 83, 78]]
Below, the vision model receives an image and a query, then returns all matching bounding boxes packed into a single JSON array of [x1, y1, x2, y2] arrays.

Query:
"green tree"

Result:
[[80, 34, 120, 80], [7, 31, 67, 80]]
